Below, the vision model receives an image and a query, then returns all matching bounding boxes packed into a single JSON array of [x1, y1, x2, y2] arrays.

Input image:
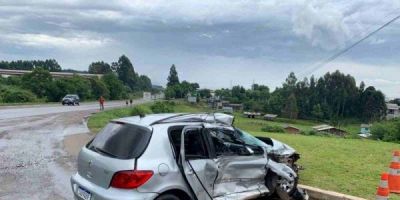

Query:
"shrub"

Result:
[[0, 86, 38, 103], [261, 125, 284, 133], [371, 119, 400, 143], [150, 101, 175, 113], [306, 130, 317, 135], [130, 106, 151, 117]]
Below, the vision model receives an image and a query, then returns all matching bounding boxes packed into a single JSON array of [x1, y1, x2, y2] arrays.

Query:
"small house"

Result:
[[359, 124, 372, 138], [282, 125, 301, 134], [222, 106, 233, 114], [312, 124, 347, 136], [143, 92, 152, 100], [264, 114, 278, 121], [187, 96, 197, 103], [360, 124, 371, 134], [386, 103, 400, 120]]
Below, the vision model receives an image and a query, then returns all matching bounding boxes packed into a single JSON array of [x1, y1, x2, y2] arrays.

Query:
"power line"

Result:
[[300, 12, 400, 77]]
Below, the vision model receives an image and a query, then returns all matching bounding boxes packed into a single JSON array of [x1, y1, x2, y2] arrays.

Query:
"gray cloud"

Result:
[[0, 0, 400, 96]]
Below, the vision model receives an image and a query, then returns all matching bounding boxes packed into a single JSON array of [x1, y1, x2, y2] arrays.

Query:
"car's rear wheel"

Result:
[[155, 194, 181, 200]]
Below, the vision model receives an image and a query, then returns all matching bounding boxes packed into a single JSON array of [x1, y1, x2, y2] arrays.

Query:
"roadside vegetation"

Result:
[[87, 101, 399, 199], [0, 56, 156, 104], [371, 118, 400, 142]]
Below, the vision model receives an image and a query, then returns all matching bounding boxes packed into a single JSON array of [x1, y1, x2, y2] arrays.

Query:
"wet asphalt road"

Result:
[[0, 100, 147, 200]]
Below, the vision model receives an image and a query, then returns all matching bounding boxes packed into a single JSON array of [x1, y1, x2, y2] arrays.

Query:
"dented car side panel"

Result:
[[213, 156, 268, 198], [180, 125, 299, 200]]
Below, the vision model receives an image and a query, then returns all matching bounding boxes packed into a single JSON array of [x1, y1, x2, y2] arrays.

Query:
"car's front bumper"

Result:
[[71, 173, 159, 200]]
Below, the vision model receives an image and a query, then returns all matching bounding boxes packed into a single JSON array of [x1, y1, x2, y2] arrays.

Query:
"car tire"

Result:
[[266, 171, 298, 198], [155, 194, 181, 200]]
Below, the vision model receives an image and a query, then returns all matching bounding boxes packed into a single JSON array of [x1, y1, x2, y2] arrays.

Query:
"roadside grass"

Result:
[[252, 131, 399, 199], [87, 101, 399, 199]]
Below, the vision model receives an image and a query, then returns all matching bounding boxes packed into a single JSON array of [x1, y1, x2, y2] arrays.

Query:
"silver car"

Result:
[[71, 113, 307, 200]]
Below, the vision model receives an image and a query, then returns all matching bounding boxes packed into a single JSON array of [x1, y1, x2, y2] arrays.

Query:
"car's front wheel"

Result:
[[155, 194, 181, 200], [266, 171, 298, 199]]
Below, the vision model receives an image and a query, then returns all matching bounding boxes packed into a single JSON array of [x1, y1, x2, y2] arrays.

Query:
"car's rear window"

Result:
[[88, 122, 152, 159]]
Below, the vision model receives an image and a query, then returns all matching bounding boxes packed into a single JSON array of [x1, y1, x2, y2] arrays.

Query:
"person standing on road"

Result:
[[126, 100, 129, 106], [99, 96, 105, 111], [130, 98, 133, 106]]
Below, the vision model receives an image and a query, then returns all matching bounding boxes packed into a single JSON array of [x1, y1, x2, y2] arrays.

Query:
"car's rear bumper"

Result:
[[71, 173, 159, 200]]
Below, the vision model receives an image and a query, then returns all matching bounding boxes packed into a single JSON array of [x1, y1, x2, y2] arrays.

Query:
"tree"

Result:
[[88, 61, 112, 74], [21, 67, 54, 99], [115, 55, 137, 90], [89, 78, 110, 99], [311, 104, 324, 120], [167, 64, 180, 87], [282, 93, 298, 119], [360, 86, 386, 122], [102, 73, 126, 100], [0, 59, 61, 71], [138, 75, 152, 91], [198, 89, 211, 98]]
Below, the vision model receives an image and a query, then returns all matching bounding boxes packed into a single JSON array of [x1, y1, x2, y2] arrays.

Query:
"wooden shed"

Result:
[[283, 125, 301, 134], [312, 124, 347, 136]]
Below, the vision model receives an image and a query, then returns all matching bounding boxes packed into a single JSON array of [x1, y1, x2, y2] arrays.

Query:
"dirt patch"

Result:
[[63, 133, 94, 157]]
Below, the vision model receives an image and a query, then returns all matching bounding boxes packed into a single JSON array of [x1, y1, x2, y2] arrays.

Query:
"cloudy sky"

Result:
[[1, 0, 400, 97]]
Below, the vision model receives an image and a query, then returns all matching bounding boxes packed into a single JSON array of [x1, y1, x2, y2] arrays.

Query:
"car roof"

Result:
[[114, 113, 234, 127], [115, 113, 184, 127]]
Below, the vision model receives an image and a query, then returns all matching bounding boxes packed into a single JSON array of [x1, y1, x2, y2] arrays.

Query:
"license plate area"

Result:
[[77, 186, 92, 200]]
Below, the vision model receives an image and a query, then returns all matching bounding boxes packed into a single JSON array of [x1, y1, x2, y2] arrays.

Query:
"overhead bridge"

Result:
[[0, 68, 103, 78]]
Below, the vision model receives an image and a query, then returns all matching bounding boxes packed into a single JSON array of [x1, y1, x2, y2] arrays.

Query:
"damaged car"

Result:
[[71, 113, 307, 200]]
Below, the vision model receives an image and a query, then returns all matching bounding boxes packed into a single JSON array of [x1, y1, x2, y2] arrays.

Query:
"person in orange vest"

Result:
[[99, 96, 105, 111]]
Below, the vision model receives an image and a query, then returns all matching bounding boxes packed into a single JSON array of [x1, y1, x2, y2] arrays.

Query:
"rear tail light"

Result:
[[110, 170, 153, 189]]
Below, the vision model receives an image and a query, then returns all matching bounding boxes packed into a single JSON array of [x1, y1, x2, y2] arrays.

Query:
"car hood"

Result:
[[264, 138, 296, 156], [63, 98, 73, 101]]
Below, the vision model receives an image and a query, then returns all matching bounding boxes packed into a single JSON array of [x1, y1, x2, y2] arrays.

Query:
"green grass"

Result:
[[87, 101, 399, 199], [252, 132, 399, 199]]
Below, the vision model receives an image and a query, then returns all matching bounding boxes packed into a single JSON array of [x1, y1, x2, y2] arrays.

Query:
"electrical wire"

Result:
[[299, 12, 400, 78]]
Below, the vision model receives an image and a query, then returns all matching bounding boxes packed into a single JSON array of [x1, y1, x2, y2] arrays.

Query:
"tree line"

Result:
[[0, 55, 154, 103], [0, 59, 62, 72], [215, 71, 386, 123]]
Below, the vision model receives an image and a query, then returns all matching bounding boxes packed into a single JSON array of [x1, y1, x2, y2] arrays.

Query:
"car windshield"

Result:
[[88, 122, 152, 159], [234, 128, 268, 148]]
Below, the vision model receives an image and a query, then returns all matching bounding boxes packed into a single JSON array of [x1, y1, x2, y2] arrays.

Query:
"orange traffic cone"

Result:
[[377, 172, 390, 200], [389, 150, 400, 193]]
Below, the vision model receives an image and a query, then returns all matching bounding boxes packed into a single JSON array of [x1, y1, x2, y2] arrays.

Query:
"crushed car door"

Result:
[[180, 126, 218, 200], [206, 127, 269, 199]]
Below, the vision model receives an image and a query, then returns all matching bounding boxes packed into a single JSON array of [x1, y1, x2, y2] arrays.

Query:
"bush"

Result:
[[130, 106, 151, 117], [0, 86, 38, 103], [261, 125, 284, 133], [371, 119, 400, 143], [150, 101, 175, 113]]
